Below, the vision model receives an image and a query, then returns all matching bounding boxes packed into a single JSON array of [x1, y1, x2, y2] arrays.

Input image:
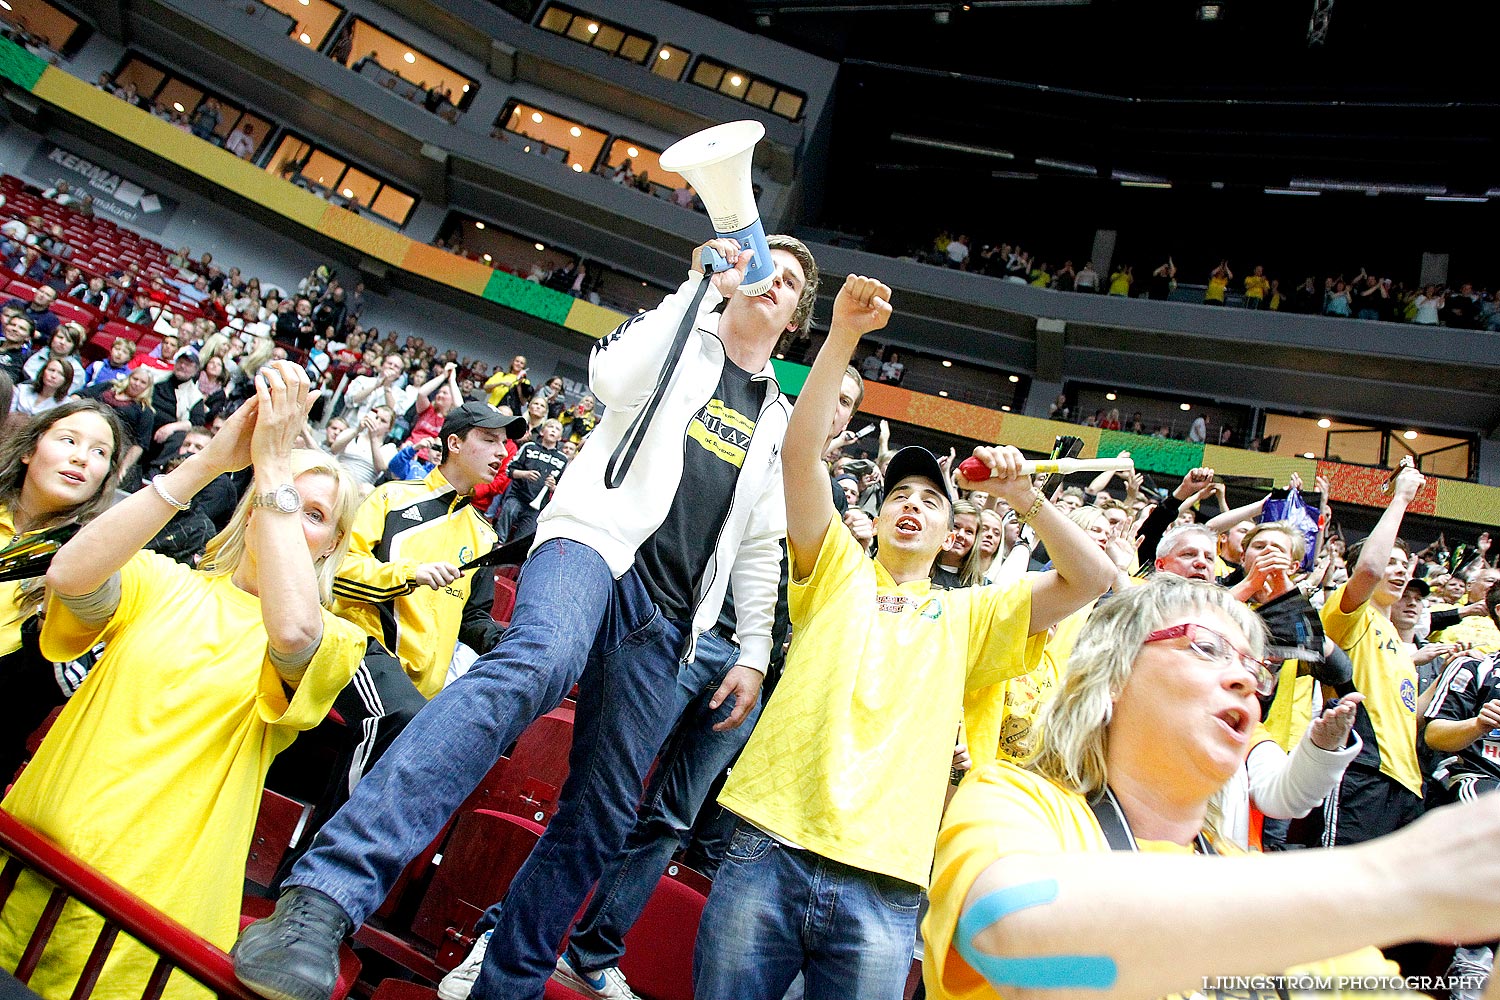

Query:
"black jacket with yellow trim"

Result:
[[332, 468, 503, 698]]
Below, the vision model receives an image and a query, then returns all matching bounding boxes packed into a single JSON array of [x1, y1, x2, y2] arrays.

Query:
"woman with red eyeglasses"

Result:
[[923, 574, 1500, 1000]]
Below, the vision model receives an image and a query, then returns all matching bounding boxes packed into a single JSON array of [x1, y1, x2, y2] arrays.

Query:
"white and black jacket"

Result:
[[534, 269, 788, 676]]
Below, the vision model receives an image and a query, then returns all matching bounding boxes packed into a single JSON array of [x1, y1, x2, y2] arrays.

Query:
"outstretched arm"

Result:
[[784, 275, 892, 579], [1342, 463, 1422, 613]]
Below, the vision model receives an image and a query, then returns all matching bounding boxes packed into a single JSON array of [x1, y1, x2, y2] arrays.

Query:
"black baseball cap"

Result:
[[1404, 577, 1431, 599], [882, 446, 952, 504], [441, 402, 528, 441]]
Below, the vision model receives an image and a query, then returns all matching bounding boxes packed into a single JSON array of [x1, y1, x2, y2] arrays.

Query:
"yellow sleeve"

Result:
[[787, 516, 865, 629], [257, 613, 365, 731], [924, 763, 1097, 1000], [482, 370, 508, 391], [1319, 582, 1370, 650], [963, 578, 1047, 692], [40, 550, 187, 662], [332, 488, 418, 604]]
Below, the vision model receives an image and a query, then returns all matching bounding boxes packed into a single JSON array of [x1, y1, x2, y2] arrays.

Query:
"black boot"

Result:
[[232, 886, 351, 1000]]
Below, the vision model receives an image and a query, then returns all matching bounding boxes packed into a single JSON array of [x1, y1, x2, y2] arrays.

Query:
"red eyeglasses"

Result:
[[1142, 622, 1278, 697]]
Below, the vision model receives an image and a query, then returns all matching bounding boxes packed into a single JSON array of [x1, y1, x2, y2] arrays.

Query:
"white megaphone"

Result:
[[658, 120, 775, 297]]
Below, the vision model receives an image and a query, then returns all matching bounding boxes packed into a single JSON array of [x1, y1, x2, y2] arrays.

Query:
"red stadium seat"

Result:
[[244, 789, 312, 889], [491, 573, 517, 625], [496, 704, 574, 826], [4, 280, 36, 301], [409, 809, 544, 966], [617, 874, 708, 1000], [49, 299, 100, 331]]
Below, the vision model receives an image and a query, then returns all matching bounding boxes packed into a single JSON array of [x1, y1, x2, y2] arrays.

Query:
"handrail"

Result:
[[0, 809, 260, 1000]]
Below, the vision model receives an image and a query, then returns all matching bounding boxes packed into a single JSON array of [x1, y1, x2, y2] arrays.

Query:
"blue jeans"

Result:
[[693, 824, 922, 1000], [565, 630, 763, 974], [490, 491, 538, 545], [286, 539, 644, 928]]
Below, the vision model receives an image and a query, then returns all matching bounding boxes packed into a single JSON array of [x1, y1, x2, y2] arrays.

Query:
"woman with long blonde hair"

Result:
[[0, 362, 366, 1000], [924, 575, 1500, 1000]]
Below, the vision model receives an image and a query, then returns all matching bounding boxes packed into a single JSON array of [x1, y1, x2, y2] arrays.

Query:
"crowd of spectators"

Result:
[[2, 197, 1500, 1000], [915, 231, 1500, 329]]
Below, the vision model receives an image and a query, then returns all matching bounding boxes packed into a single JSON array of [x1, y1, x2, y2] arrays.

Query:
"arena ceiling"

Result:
[[675, 1, 1500, 195]]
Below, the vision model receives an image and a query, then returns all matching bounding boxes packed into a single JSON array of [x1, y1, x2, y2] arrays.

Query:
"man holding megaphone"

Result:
[[235, 226, 823, 1000]]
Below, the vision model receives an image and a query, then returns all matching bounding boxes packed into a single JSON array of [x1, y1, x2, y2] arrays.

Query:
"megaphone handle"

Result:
[[701, 245, 732, 274]]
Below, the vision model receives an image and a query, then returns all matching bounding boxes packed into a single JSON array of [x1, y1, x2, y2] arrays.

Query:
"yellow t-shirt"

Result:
[[1321, 583, 1422, 797], [1245, 275, 1270, 300], [966, 598, 1094, 770], [924, 761, 1407, 1000], [719, 520, 1044, 888], [1108, 272, 1132, 296], [0, 503, 32, 658], [0, 551, 364, 1000], [1206, 275, 1229, 302], [1262, 659, 1318, 753], [1428, 614, 1500, 655]]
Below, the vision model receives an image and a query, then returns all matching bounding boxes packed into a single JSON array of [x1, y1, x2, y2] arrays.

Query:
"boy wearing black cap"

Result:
[[326, 401, 527, 790], [694, 275, 1116, 1000]]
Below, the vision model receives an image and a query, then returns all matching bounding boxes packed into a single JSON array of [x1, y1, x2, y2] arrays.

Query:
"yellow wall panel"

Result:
[[565, 298, 629, 339], [317, 207, 409, 266]]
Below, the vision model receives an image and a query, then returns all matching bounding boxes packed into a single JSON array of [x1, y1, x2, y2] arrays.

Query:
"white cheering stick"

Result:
[[956, 454, 1135, 485]]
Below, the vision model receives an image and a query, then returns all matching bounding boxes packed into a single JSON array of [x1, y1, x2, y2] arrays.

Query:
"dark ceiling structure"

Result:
[[673, 0, 1500, 280]]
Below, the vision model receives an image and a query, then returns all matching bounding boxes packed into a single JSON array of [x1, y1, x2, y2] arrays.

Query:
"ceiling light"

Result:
[[1426, 195, 1488, 203], [729, 75, 743, 87], [403, 52, 416, 64], [534, 243, 545, 251], [933, 9, 950, 23], [531, 112, 543, 124], [1266, 187, 1319, 197], [172, 102, 184, 112], [659, 50, 671, 60], [1121, 180, 1172, 190], [1179, 403, 1192, 411], [342, 188, 353, 198], [1404, 430, 1418, 440], [1001, 405, 1011, 412], [938, 390, 949, 397], [462, 84, 469, 92], [1317, 418, 1331, 428], [474, 221, 484, 229], [572, 163, 583, 172], [775, 353, 784, 359], [626, 146, 639, 158], [1008, 375, 1020, 383], [1105, 392, 1116, 401], [891, 133, 1016, 161], [586, 22, 599, 33], [1303, 452, 1315, 459], [482, 254, 492, 262], [298, 0, 309, 4], [299, 32, 311, 44], [1035, 157, 1098, 177], [941, 360, 952, 367], [569, 126, 581, 137]]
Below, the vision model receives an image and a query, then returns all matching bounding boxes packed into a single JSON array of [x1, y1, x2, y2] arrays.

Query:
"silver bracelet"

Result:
[[151, 476, 191, 511]]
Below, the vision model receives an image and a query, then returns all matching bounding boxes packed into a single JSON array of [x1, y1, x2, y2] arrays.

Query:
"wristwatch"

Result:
[[251, 483, 302, 514]]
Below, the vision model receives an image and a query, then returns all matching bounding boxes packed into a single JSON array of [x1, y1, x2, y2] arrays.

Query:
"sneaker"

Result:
[[436, 930, 492, 1000], [232, 887, 351, 1000], [550, 954, 639, 1000]]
